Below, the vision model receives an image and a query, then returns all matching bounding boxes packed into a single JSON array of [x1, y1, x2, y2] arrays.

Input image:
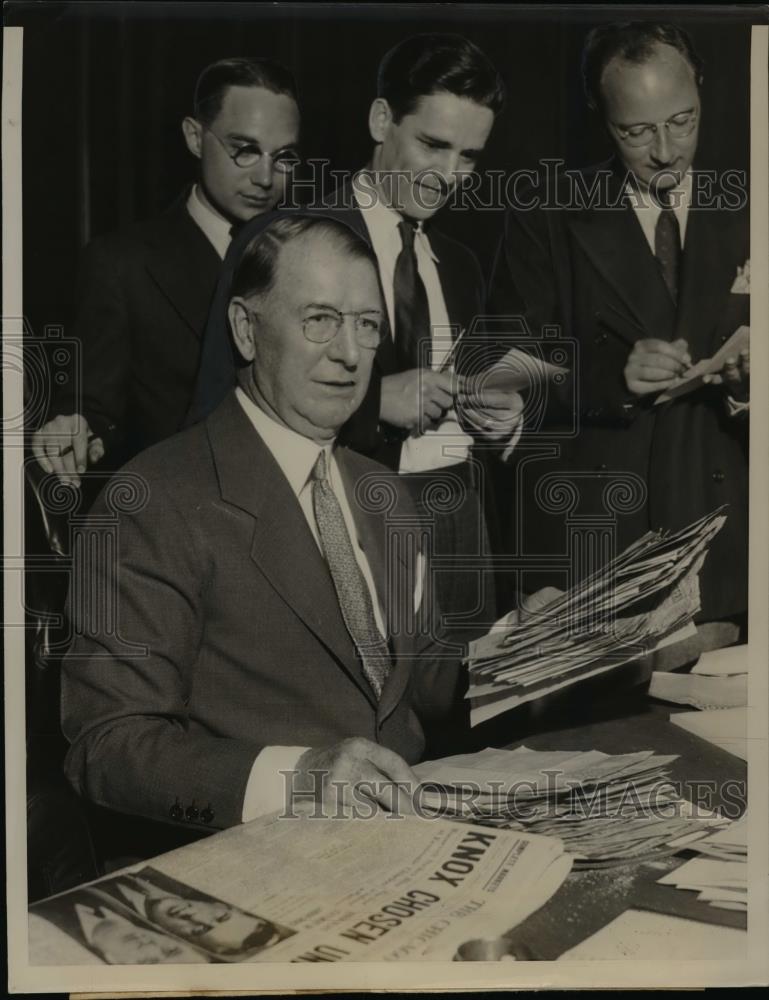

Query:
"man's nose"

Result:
[[649, 125, 673, 164], [328, 320, 361, 368], [249, 154, 275, 188], [428, 150, 461, 188]]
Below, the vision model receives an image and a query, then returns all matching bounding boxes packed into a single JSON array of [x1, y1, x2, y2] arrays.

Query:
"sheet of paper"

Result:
[[655, 325, 749, 403], [691, 644, 749, 676], [461, 346, 569, 398], [670, 707, 747, 760], [649, 671, 747, 709], [558, 909, 746, 961], [659, 858, 747, 890]]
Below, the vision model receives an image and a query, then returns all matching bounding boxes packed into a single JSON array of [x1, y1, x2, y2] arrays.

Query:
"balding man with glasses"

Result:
[[489, 21, 749, 649], [32, 57, 301, 486]]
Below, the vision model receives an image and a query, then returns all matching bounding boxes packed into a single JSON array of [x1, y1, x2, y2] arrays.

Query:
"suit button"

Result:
[[712, 470, 725, 483], [186, 804, 199, 822], [170, 801, 183, 821], [595, 333, 608, 345], [201, 806, 215, 824]]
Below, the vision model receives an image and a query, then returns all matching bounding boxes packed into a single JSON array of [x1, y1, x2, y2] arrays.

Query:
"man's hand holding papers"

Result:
[[466, 508, 727, 725], [293, 738, 419, 816]]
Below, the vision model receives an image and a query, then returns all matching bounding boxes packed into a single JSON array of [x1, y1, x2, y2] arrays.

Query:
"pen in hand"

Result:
[[439, 328, 465, 377], [58, 431, 98, 458]]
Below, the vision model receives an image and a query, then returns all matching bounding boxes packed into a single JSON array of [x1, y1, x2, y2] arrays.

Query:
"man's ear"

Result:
[[229, 299, 256, 362], [368, 98, 394, 144], [182, 116, 203, 160]]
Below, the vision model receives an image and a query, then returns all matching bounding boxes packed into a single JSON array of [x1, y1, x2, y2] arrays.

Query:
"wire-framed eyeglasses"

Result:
[[611, 110, 699, 148], [204, 126, 300, 173], [245, 305, 384, 349]]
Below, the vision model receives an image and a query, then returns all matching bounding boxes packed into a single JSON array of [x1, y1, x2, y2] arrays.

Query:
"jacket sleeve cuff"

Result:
[[241, 746, 309, 822]]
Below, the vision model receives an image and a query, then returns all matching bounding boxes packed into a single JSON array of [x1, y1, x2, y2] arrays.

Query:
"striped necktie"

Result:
[[311, 450, 391, 699]]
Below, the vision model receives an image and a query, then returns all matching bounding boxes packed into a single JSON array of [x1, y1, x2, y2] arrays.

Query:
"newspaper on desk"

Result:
[[467, 508, 726, 725], [28, 813, 571, 966]]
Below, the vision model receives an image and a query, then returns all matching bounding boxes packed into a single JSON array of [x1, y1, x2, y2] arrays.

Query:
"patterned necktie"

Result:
[[654, 191, 682, 304], [311, 450, 391, 699], [393, 218, 431, 371]]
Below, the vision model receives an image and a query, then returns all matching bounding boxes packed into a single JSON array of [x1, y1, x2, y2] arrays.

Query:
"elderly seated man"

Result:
[[62, 212, 497, 838]]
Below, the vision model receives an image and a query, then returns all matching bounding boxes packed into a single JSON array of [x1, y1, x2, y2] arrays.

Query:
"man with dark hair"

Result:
[[489, 21, 749, 647], [339, 33, 523, 633], [32, 56, 300, 483], [62, 214, 465, 837]]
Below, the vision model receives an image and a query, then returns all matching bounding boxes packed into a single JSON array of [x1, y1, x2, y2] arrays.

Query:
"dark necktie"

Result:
[[654, 192, 681, 305], [393, 218, 431, 371], [311, 450, 391, 699]]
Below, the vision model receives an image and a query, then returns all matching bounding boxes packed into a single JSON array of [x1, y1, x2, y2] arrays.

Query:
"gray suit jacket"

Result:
[[62, 392, 463, 832]]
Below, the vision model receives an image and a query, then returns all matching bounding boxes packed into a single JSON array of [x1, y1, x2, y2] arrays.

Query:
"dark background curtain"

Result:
[[8, 2, 753, 341]]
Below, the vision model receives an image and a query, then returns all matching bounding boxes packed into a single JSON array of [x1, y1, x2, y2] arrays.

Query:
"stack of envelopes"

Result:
[[414, 746, 727, 869], [657, 812, 748, 913], [467, 508, 727, 725]]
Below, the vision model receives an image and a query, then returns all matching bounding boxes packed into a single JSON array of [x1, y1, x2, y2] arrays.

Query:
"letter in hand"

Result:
[[457, 387, 525, 441], [624, 338, 691, 397], [31, 413, 105, 488], [704, 339, 750, 404], [293, 738, 418, 818], [380, 369, 458, 432]]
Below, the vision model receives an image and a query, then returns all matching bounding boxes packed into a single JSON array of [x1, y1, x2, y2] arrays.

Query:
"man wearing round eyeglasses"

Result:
[[490, 21, 749, 654], [32, 56, 300, 487], [63, 214, 470, 846]]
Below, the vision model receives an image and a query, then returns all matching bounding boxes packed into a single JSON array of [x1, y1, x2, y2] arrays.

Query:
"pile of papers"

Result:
[[658, 814, 747, 913], [414, 746, 726, 869], [466, 509, 726, 725], [652, 643, 748, 759]]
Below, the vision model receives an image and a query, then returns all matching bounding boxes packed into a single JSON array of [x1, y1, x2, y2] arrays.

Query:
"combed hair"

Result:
[[194, 57, 298, 125], [231, 215, 379, 301], [582, 22, 704, 111], [377, 33, 505, 122]]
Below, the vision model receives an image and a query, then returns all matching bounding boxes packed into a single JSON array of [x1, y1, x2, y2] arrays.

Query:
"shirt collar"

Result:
[[353, 170, 440, 263], [235, 386, 332, 497], [186, 184, 233, 260]]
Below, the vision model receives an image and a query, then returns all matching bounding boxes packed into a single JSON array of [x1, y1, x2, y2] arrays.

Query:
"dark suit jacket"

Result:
[[488, 162, 749, 622], [54, 194, 222, 468], [61, 392, 462, 832], [185, 189, 487, 470]]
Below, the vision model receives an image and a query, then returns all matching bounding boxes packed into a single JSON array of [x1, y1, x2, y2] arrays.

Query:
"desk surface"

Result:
[[496, 698, 747, 960]]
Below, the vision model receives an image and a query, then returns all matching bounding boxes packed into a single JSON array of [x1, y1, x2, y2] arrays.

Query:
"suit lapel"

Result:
[[427, 230, 475, 333], [207, 395, 376, 706], [568, 183, 678, 344], [144, 196, 222, 340], [675, 207, 736, 356]]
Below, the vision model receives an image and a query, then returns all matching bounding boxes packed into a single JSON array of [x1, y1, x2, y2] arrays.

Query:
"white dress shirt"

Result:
[[626, 171, 691, 253], [235, 387, 387, 821], [353, 175, 472, 473], [186, 184, 232, 261]]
